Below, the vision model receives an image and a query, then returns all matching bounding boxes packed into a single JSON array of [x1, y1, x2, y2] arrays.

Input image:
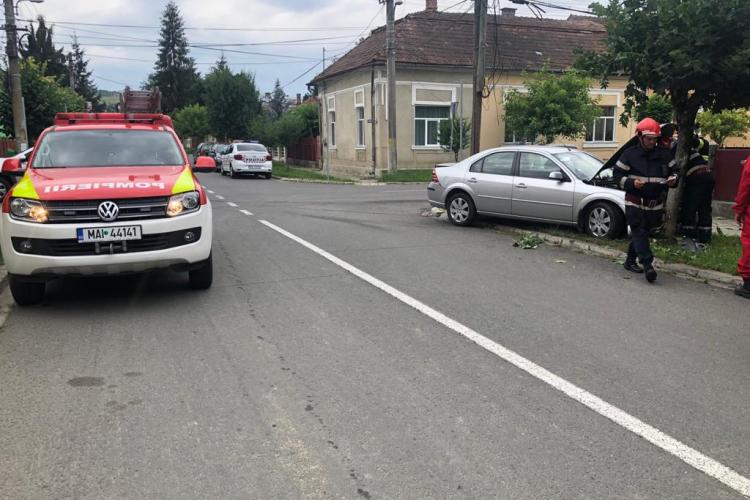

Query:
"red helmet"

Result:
[[636, 118, 661, 138]]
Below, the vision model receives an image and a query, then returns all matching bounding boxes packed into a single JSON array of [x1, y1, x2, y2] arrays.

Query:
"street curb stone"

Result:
[[507, 227, 738, 290]]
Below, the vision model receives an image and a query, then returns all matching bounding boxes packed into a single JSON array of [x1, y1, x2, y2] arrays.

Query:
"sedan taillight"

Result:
[[431, 168, 439, 183], [234, 154, 243, 160], [266, 154, 272, 161]]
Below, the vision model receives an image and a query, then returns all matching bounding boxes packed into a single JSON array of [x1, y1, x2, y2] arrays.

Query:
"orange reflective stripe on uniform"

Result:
[[11, 172, 40, 200], [172, 166, 196, 194]]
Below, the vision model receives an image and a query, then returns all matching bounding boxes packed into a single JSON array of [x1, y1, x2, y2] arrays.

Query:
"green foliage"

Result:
[[173, 104, 210, 140], [259, 103, 320, 147], [0, 59, 85, 140], [503, 67, 600, 144], [248, 113, 278, 146], [269, 79, 288, 119], [147, 2, 202, 114], [696, 109, 750, 147], [69, 38, 101, 111], [204, 65, 261, 141], [651, 235, 740, 275], [513, 233, 543, 249], [437, 117, 470, 161], [379, 169, 433, 182], [635, 94, 673, 124], [20, 16, 67, 81]]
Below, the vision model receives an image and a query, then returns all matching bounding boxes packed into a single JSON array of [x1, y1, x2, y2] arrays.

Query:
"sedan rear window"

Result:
[[32, 130, 184, 168], [236, 144, 267, 152]]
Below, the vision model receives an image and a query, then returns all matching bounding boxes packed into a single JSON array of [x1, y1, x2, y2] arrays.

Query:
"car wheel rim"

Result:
[[450, 198, 469, 222], [588, 207, 611, 237]]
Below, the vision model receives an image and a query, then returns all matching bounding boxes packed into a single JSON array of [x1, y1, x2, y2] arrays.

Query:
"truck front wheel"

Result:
[[9, 275, 45, 306], [188, 254, 213, 290]]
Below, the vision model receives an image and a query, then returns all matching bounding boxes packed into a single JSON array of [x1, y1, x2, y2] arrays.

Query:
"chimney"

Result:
[[296, 93, 301, 105], [425, 0, 437, 12], [501, 7, 516, 16]]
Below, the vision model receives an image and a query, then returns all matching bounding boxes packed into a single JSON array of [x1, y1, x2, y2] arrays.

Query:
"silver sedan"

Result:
[[427, 145, 626, 238]]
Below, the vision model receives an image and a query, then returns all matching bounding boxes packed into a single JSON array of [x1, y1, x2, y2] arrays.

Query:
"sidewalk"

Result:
[[713, 216, 740, 237]]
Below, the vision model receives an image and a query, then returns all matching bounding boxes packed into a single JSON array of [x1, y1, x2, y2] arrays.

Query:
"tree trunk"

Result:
[[664, 100, 701, 237]]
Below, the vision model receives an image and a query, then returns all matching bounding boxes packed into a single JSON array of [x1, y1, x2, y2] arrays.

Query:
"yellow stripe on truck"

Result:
[[172, 166, 196, 194], [11, 173, 40, 200]]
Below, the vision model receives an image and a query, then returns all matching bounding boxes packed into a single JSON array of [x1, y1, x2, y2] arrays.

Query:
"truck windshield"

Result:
[[31, 130, 185, 168]]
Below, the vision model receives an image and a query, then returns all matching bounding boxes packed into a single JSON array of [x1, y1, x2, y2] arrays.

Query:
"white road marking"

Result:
[[207, 190, 215, 194], [240, 210, 253, 216], [227, 202, 238, 207], [258, 219, 750, 498], [216, 195, 225, 200]]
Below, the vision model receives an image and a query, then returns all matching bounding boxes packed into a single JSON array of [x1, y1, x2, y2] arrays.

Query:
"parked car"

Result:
[[210, 143, 229, 171], [194, 142, 214, 158], [221, 142, 272, 179], [427, 145, 626, 239], [0, 148, 33, 199]]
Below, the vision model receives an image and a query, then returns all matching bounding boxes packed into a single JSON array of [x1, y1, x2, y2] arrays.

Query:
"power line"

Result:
[[18, 19, 369, 32], [281, 59, 323, 89], [92, 74, 132, 86]]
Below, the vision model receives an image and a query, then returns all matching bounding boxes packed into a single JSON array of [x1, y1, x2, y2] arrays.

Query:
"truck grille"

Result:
[[12, 228, 201, 256], [44, 196, 170, 223]]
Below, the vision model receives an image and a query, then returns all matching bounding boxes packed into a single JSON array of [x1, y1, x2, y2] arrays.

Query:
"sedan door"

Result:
[[511, 152, 574, 222], [465, 151, 516, 215]]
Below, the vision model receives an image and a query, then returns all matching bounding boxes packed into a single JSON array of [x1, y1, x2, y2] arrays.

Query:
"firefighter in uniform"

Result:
[[733, 156, 750, 298], [614, 118, 678, 282], [680, 136, 715, 243]]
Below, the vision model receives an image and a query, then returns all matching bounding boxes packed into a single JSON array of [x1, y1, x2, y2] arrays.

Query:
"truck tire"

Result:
[[9, 275, 45, 306], [188, 254, 213, 290]]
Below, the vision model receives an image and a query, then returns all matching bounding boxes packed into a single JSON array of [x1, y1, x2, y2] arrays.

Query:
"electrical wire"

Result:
[[17, 19, 369, 32]]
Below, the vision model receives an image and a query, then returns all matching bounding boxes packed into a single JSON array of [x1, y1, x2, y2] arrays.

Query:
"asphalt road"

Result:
[[1, 172, 749, 499]]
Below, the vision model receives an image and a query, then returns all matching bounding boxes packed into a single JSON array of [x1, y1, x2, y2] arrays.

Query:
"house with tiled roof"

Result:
[[309, 1, 635, 177]]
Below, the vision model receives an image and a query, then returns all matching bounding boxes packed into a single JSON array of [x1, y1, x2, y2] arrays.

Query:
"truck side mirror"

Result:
[[2, 158, 24, 176]]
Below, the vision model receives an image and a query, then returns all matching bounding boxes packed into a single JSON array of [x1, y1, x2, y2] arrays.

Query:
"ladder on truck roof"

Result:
[[120, 86, 162, 114]]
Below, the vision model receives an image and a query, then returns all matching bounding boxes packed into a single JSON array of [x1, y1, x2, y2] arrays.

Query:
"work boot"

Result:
[[645, 267, 658, 283], [734, 279, 750, 299], [623, 261, 644, 273]]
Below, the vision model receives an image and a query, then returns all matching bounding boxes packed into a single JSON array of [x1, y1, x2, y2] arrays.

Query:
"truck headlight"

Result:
[[167, 191, 200, 217], [10, 198, 48, 223]]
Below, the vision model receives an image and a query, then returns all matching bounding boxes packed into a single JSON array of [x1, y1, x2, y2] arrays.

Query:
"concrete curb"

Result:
[[0, 266, 7, 292], [507, 227, 738, 290], [273, 176, 425, 186], [429, 208, 738, 290]]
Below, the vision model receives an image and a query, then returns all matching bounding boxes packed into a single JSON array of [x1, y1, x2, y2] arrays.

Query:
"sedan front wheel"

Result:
[[447, 192, 476, 226], [584, 201, 624, 239]]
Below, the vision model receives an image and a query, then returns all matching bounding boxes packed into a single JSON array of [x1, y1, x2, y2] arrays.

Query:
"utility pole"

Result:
[[3, 0, 29, 151], [322, 47, 326, 71], [471, 0, 487, 155], [381, 0, 398, 172], [68, 53, 76, 90]]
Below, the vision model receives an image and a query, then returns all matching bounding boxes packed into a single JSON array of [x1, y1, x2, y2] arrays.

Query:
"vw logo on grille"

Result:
[[97, 201, 119, 222]]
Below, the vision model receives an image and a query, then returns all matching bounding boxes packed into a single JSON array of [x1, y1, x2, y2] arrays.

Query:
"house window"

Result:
[[329, 111, 336, 147], [586, 106, 615, 142], [356, 107, 365, 147], [414, 105, 450, 146]]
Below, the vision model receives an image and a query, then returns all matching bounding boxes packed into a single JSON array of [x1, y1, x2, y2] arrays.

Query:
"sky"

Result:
[[7, 0, 597, 97]]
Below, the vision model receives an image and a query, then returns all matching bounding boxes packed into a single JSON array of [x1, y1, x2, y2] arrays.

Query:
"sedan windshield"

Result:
[[553, 151, 604, 181], [31, 130, 184, 168]]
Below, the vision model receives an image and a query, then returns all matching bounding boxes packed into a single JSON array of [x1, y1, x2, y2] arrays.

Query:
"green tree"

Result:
[[173, 104, 210, 143], [204, 62, 261, 141], [69, 37, 101, 111], [438, 117, 470, 161], [635, 94, 673, 124], [248, 113, 279, 146], [269, 78, 288, 119], [578, 0, 750, 236], [147, 2, 201, 114], [19, 16, 67, 81], [696, 109, 750, 148], [503, 67, 600, 145], [0, 59, 85, 140]]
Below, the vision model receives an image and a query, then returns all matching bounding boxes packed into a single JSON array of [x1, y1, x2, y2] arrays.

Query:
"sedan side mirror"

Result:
[[2, 158, 25, 176], [548, 171, 565, 181], [193, 156, 216, 173]]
